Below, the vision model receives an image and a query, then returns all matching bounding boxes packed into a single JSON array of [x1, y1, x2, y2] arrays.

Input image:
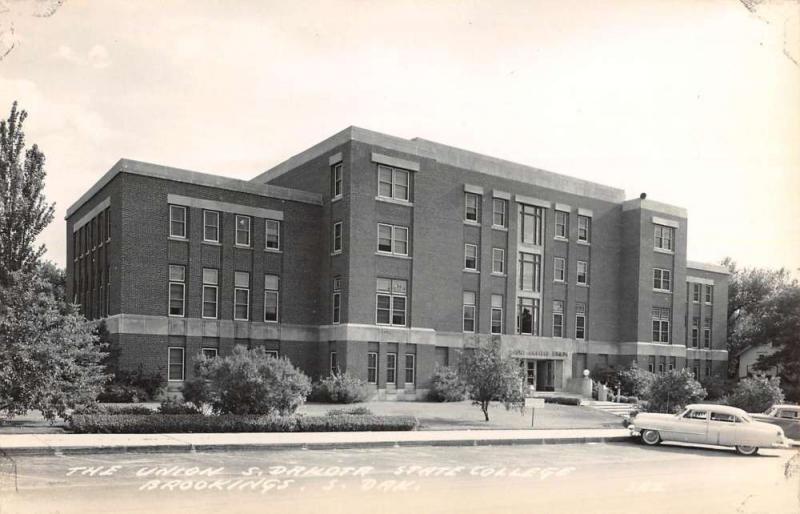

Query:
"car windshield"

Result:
[[764, 407, 777, 416]]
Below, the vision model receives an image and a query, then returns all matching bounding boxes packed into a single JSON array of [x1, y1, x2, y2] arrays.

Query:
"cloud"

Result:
[[54, 43, 111, 68]]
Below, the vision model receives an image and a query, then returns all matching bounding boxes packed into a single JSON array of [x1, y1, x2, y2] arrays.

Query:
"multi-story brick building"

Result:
[[66, 127, 729, 398]]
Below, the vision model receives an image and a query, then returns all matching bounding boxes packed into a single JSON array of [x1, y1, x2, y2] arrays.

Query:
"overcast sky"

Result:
[[1, 0, 798, 273]]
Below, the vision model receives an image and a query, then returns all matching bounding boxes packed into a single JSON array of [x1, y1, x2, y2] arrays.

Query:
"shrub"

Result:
[[645, 369, 707, 413], [71, 404, 154, 416], [98, 365, 166, 403], [311, 372, 369, 403], [700, 375, 734, 401], [592, 366, 621, 389], [181, 378, 211, 410], [327, 406, 373, 416], [295, 415, 417, 432], [96, 384, 147, 403], [617, 366, 656, 398], [724, 375, 785, 413], [428, 364, 467, 402], [158, 399, 201, 415], [543, 396, 581, 406]]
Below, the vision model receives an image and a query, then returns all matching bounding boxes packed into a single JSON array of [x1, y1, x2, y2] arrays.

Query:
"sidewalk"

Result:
[[0, 428, 632, 456]]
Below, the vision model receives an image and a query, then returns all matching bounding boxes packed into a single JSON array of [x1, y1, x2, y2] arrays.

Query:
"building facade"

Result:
[[66, 127, 729, 398]]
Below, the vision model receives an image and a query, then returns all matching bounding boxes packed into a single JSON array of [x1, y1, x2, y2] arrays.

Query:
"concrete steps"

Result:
[[584, 401, 638, 417]]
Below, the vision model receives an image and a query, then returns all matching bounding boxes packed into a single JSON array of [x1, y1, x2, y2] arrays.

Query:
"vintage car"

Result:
[[629, 404, 787, 455], [750, 404, 800, 440]]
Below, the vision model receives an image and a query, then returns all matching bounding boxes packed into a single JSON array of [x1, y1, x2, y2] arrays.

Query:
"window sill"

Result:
[[554, 236, 568, 242], [202, 240, 221, 246], [653, 289, 673, 294], [577, 240, 590, 246], [491, 272, 507, 277], [201, 316, 218, 320], [375, 252, 412, 260], [331, 251, 343, 256], [654, 247, 674, 255], [577, 283, 589, 287], [375, 196, 413, 207], [491, 225, 508, 232], [264, 320, 278, 324], [264, 248, 282, 254], [376, 323, 408, 328], [168, 236, 188, 242], [463, 220, 481, 227], [331, 195, 343, 204], [463, 268, 480, 274], [554, 279, 565, 284], [234, 245, 252, 250], [233, 318, 249, 322]]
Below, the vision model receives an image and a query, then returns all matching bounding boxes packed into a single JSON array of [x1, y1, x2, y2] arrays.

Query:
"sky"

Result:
[[0, 0, 798, 274]]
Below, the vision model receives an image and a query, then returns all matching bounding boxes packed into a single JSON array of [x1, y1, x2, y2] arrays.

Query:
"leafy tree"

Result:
[[311, 371, 369, 403], [617, 365, 656, 398], [645, 369, 707, 413], [725, 375, 784, 413], [0, 270, 107, 420], [428, 364, 467, 402], [458, 342, 525, 421], [0, 101, 55, 285]]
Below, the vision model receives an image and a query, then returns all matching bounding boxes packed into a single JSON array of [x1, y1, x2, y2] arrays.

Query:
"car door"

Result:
[[708, 412, 737, 446], [680, 409, 709, 443], [777, 409, 800, 439]]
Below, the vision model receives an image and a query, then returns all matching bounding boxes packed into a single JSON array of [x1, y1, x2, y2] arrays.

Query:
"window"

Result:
[[705, 285, 713, 304], [492, 198, 507, 228], [520, 204, 544, 245], [387, 353, 397, 385], [555, 211, 568, 239], [106, 208, 111, 241], [98, 211, 105, 244], [330, 351, 338, 375], [333, 222, 343, 253], [203, 210, 219, 243], [692, 283, 701, 303], [265, 220, 280, 250], [463, 291, 476, 332], [554, 257, 565, 282], [377, 165, 409, 201], [168, 347, 185, 381], [553, 300, 564, 338], [669, 357, 676, 372], [332, 278, 341, 325], [465, 244, 478, 270], [377, 223, 408, 256], [577, 215, 590, 242], [577, 261, 588, 285], [691, 317, 699, 347], [693, 363, 700, 378], [169, 205, 186, 238], [491, 295, 503, 334], [265, 350, 279, 359], [405, 354, 416, 385], [201, 348, 218, 360], [653, 268, 672, 291], [651, 307, 671, 343], [684, 409, 708, 420], [575, 303, 586, 339], [492, 248, 505, 274], [518, 297, 540, 335], [703, 318, 712, 347], [331, 163, 343, 199], [168, 265, 185, 317], [264, 274, 279, 322], [465, 193, 480, 222], [710, 412, 736, 423], [234, 271, 250, 320], [654, 225, 674, 251], [202, 268, 218, 319], [705, 361, 711, 377], [520, 253, 542, 292], [235, 215, 251, 246], [367, 352, 378, 384], [376, 278, 407, 326]]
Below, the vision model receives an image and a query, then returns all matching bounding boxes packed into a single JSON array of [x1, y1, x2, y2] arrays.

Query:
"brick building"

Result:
[[66, 127, 729, 398]]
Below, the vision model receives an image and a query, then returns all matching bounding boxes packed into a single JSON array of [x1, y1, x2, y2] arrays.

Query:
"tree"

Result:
[[0, 101, 55, 285], [617, 365, 656, 398], [428, 364, 467, 402], [645, 369, 707, 413], [458, 342, 525, 421], [0, 270, 107, 420], [725, 375, 784, 413]]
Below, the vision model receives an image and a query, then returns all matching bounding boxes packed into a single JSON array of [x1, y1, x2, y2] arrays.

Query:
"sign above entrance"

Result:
[[511, 350, 568, 360]]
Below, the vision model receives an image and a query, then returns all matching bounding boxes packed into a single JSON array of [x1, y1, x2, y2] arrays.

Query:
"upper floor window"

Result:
[[203, 210, 220, 243], [264, 274, 279, 322], [577, 260, 588, 285], [492, 248, 505, 274], [168, 265, 185, 317], [332, 277, 342, 325], [465, 244, 478, 271], [465, 193, 480, 222], [492, 198, 507, 228], [491, 294, 503, 334], [575, 303, 586, 340], [169, 205, 187, 238], [692, 283, 701, 303], [691, 317, 699, 347], [653, 268, 672, 292], [377, 223, 408, 256], [463, 291, 476, 333], [376, 278, 407, 326], [377, 164, 409, 202], [517, 297, 540, 336], [234, 271, 250, 320], [521, 205, 544, 245], [577, 215, 591, 243], [555, 211, 568, 239], [553, 300, 564, 338], [703, 318, 712, 347], [554, 257, 566, 282], [265, 219, 280, 250], [202, 268, 218, 319], [652, 307, 671, 343], [654, 225, 674, 251], [332, 222, 343, 254], [235, 215, 251, 247], [519, 252, 542, 292], [105, 207, 111, 242], [705, 285, 714, 304], [331, 163, 343, 199]]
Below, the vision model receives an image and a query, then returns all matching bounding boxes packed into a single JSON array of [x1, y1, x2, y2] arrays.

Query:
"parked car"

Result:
[[629, 404, 787, 455], [750, 405, 800, 440]]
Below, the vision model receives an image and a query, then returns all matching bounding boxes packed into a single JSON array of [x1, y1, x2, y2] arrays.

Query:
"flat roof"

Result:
[[686, 260, 730, 275], [66, 158, 323, 218]]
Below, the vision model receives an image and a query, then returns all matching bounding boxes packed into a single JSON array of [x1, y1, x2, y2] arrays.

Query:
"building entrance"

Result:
[[521, 359, 556, 392]]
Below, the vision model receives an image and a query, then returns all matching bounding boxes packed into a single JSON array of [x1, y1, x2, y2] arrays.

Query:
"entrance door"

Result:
[[536, 360, 554, 391], [526, 361, 536, 388]]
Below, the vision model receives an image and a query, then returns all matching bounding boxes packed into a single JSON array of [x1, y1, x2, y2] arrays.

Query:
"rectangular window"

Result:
[[405, 354, 416, 385], [201, 348, 218, 360], [554, 257, 565, 282], [387, 353, 397, 385], [235, 215, 251, 247], [333, 222, 343, 253], [693, 283, 701, 303], [553, 300, 564, 338], [653, 268, 672, 291], [264, 274, 279, 322], [168, 347, 185, 381], [376, 278, 407, 326], [492, 248, 505, 274], [491, 294, 503, 334], [575, 303, 586, 339], [555, 211, 568, 239], [463, 291, 476, 332], [577, 215, 591, 242], [106, 208, 111, 241], [691, 317, 699, 347], [651, 307, 671, 343], [705, 361, 711, 377], [465, 244, 478, 270], [465, 192, 480, 222], [203, 210, 219, 243], [521, 204, 544, 245], [367, 352, 378, 384], [98, 211, 105, 244], [705, 285, 713, 304], [265, 350, 279, 359], [265, 220, 280, 250], [331, 163, 343, 199], [703, 318, 712, 347], [234, 271, 250, 320], [202, 268, 218, 319], [332, 292, 341, 324], [517, 297, 540, 335], [577, 260, 588, 285], [330, 351, 338, 375], [492, 198, 507, 228], [377, 165, 409, 201], [377, 223, 408, 256], [168, 265, 185, 317], [654, 225, 674, 251], [169, 205, 187, 238], [520, 253, 542, 292]]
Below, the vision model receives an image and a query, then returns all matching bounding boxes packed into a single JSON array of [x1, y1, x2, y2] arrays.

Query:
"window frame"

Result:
[[555, 210, 568, 239], [705, 285, 713, 304], [554, 257, 565, 282], [577, 260, 588, 285], [265, 219, 280, 251], [577, 215, 591, 243], [167, 347, 185, 382], [553, 300, 564, 338], [463, 291, 476, 333], [332, 292, 341, 324], [491, 294, 503, 334], [519, 252, 542, 292], [168, 265, 186, 317], [377, 164, 410, 202], [169, 205, 187, 239], [331, 162, 343, 199], [517, 297, 540, 336], [376, 223, 408, 256], [235, 215, 251, 247], [404, 354, 416, 385], [233, 271, 250, 321], [332, 221, 343, 254], [375, 278, 407, 327], [492, 198, 507, 228], [654, 224, 674, 251], [203, 210, 220, 243], [520, 204, 544, 246], [492, 248, 505, 274], [464, 192, 480, 222], [651, 307, 671, 343], [329, 351, 338, 375], [202, 268, 219, 319], [692, 283, 701, 303], [691, 317, 699, 347], [264, 274, 279, 323], [575, 303, 586, 340], [201, 348, 218, 360], [703, 318, 712, 348], [367, 352, 378, 384], [653, 268, 672, 292], [386, 352, 397, 385], [464, 243, 478, 271]]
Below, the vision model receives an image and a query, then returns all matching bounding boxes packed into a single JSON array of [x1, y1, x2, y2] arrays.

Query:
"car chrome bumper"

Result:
[[628, 426, 640, 436], [771, 438, 790, 449]]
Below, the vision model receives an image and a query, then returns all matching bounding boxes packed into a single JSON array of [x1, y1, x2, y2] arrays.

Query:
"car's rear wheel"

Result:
[[735, 445, 759, 456], [641, 429, 661, 446]]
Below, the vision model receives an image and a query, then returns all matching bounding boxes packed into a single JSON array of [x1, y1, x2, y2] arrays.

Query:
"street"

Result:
[[1, 441, 798, 514]]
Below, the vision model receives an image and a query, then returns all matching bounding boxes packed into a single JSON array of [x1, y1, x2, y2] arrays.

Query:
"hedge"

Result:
[[543, 396, 582, 406], [69, 414, 418, 434]]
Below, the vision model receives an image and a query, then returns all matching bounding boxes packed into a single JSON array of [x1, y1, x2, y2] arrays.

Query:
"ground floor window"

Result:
[[491, 294, 503, 334], [201, 347, 218, 359], [367, 352, 378, 384], [552, 300, 564, 338], [168, 347, 185, 381], [330, 351, 338, 375], [405, 354, 415, 385], [575, 303, 586, 339], [387, 353, 397, 385], [651, 307, 670, 343], [517, 297, 540, 335]]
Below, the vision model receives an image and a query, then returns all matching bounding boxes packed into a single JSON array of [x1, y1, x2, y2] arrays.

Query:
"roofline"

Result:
[[66, 158, 323, 219], [622, 197, 687, 218], [252, 126, 627, 204], [687, 260, 731, 275]]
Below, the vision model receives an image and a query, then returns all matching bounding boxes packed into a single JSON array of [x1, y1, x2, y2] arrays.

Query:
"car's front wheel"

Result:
[[735, 445, 759, 456], [641, 429, 661, 446]]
